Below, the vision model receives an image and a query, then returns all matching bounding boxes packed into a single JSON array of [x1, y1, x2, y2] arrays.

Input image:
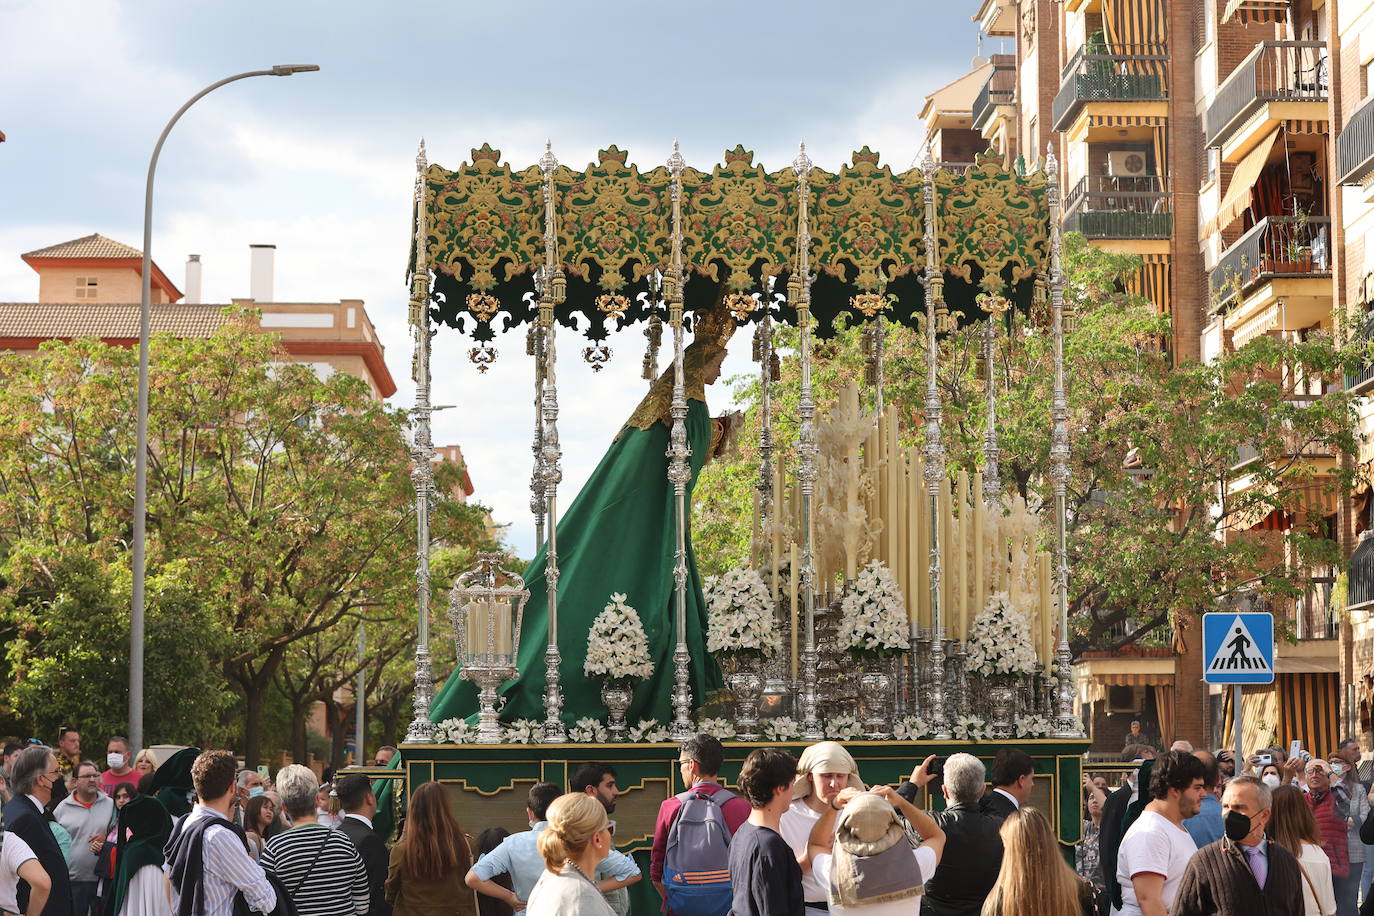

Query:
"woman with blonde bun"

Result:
[[526, 793, 616, 916]]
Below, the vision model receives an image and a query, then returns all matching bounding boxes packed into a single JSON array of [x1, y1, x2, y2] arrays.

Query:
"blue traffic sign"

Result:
[[1203, 612, 1274, 685]]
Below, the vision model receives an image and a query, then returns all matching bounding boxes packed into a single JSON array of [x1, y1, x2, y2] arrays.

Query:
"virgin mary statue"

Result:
[[426, 301, 739, 728]]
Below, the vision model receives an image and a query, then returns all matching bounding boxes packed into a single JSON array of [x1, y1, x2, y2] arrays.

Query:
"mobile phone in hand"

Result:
[[928, 757, 945, 779]]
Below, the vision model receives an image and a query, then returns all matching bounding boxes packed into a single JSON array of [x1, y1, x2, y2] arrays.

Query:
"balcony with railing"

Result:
[[1230, 396, 1336, 471], [1063, 175, 1172, 239], [1208, 215, 1332, 312], [972, 58, 1017, 133], [1345, 310, 1374, 392], [1338, 95, 1374, 185], [1052, 42, 1169, 133], [1204, 41, 1328, 154]]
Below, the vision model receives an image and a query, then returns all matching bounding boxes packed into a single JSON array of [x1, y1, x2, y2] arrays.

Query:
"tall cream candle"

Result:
[[955, 470, 969, 641], [913, 450, 929, 628], [1041, 552, 1054, 661], [493, 598, 511, 657], [972, 472, 985, 623]]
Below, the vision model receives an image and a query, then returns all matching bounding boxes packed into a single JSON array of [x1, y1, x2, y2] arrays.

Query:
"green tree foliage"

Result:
[[694, 236, 1365, 653], [0, 313, 499, 762]]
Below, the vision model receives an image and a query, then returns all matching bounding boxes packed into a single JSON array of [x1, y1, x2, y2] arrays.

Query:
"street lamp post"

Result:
[[130, 64, 319, 756]]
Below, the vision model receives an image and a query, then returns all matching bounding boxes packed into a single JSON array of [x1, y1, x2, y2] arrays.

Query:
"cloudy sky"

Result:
[[1, 0, 986, 556]]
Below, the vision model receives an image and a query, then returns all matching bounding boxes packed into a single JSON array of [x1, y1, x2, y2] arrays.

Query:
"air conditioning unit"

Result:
[[1108, 150, 1149, 177], [1106, 685, 1147, 714]]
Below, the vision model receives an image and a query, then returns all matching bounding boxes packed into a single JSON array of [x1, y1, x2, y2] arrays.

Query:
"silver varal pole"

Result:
[[793, 143, 824, 741], [920, 150, 950, 739], [538, 142, 568, 743], [404, 139, 437, 744], [530, 324, 547, 551], [1047, 146, 1082, 737], [667, 142, 696, 741]]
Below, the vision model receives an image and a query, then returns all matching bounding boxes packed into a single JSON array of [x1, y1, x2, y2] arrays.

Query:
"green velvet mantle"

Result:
[[425, 397, 723, 727]]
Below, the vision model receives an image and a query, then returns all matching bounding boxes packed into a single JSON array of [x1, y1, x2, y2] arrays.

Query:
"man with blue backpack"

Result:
[[651, 734, 752, 915]]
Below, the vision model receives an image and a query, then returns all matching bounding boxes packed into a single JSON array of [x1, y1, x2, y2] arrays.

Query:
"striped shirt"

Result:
[[261, 824, 368, 916], [165, 806, 277, 916]]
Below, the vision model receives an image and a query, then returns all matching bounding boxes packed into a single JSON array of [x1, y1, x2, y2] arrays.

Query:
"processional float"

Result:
[[399, 139, 1084, 745]]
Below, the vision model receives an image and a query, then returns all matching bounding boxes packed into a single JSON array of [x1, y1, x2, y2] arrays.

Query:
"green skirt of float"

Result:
[[425, 397, 723, 729]]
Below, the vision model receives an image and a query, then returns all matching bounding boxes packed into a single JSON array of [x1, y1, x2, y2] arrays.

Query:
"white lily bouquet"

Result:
[[584, 592, 654, 683], [836, 561, 910, 658], [704, 566, 782, 659], [965, 591, 1038, 676]]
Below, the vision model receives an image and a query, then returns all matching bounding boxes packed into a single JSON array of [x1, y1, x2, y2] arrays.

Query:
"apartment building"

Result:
[[926, 0, 1371, 753]]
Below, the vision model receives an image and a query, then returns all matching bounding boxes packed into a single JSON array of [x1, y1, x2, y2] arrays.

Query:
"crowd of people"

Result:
[[0, 727, 1371, 916]]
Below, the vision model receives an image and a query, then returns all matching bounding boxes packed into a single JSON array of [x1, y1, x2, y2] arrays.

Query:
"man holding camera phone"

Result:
[[895, 753, 1004, 916]]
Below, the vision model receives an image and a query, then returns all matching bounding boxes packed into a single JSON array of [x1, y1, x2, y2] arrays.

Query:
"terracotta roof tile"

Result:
[[0, 302, 228, 339], [21, 233, 144, 260]]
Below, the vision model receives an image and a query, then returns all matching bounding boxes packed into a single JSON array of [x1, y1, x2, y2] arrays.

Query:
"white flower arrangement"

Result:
[[501, 719, 541, 744], [695, 717, 738, 740], [704, 567, 782, 658], [584, 593, 654, 681], [1014, 714, 1054, 738], [825, 715, 864, 740], [950, 714, 992, 742], [836, 561, 910, 657], [433, 718, 476, 744], [629, 719, 672, 742], [964, 592, 1039, 676], [568, 717, 608, 743], [892, 716, 930, 740], [762, 717, 803, 741]]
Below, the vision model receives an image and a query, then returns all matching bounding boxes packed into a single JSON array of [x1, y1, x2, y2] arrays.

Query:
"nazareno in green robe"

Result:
[[425, 337, 727, 729]]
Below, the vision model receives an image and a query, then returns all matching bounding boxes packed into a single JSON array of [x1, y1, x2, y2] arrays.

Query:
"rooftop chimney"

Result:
[[185, 254, 202, 304], [249, 244, 275, 302]]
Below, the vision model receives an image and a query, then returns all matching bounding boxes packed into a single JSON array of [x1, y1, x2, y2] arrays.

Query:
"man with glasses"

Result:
[[2, 744, 75, 916], [54, 761, 114, 916], [650, 734, 751, 904]]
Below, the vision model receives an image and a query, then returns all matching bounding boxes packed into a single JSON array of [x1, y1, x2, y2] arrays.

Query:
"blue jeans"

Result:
[[70, 880, 98, 916]]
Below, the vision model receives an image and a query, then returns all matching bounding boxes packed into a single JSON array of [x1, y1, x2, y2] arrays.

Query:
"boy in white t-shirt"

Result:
[[1, 831, 52, 916], [1113, 750, 1208, 916]]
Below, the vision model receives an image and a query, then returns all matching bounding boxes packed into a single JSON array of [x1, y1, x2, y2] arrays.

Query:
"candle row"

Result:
[[464, 599, 513, 658]]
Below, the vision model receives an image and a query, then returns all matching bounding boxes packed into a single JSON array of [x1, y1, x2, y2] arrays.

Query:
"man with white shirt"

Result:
[[164, 750, 277, 916], [335, 775, 390, 916], [979, 748, 1034, 821], [1114, 750, 1207, 916]]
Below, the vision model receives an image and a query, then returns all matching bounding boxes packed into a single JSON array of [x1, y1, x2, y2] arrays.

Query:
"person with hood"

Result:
[[805, 788, 945, 915], [779, 742, 866, 915], [106, 795, 172, 916]]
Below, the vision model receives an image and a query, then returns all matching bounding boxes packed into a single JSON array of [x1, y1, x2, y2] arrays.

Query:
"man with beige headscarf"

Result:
[[779, 742, 867, 914]]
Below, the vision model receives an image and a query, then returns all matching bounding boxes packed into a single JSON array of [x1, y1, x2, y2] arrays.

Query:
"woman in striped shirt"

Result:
[[261, 765, 369, 916]]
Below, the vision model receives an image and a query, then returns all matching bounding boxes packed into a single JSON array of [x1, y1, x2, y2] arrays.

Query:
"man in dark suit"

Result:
[[897, 753, 1004, 916], [3, 745, 74, 916], [334, 774, 390, 916], [978, 748, 1034, 821]]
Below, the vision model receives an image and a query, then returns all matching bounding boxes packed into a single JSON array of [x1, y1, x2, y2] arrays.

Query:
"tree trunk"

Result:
[[323, 696, 348, 771], [291, 702, 309, 765], [242, 682, 266, 769]]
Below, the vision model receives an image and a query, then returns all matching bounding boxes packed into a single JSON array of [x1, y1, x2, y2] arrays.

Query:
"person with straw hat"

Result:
[[779, 742, 866, 915], [805, 787, 945, 915]]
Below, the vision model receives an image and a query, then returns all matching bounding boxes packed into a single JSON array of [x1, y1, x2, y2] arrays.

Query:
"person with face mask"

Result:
[[100, 738, 137, 797], [1260, 765, 1283, 790], [1172, 775, 1305, 915]]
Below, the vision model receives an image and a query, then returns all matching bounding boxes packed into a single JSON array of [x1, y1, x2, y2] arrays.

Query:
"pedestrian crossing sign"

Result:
[[1203, 612, 1274, 685]]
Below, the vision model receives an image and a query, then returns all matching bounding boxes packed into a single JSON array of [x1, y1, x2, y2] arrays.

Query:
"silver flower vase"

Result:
[[988, 673, 1015, 740], [859, 665, 892, 739], [729, 671, 763, 740], [600, 679, 633, 740]]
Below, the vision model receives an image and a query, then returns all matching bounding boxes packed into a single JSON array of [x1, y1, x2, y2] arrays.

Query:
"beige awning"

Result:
[[1208, 129, 1280, 237], [1222, 0, 1289, 24]]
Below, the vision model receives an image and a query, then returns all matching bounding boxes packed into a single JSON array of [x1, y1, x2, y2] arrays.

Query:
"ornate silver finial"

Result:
[[416, 138, 427, 173], [792, 141, 812, 178], [667, 140, 686, 177], [539, 140, 558, 176], [1045, 142, 1058, 179], [920, 142, 937, 176]]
